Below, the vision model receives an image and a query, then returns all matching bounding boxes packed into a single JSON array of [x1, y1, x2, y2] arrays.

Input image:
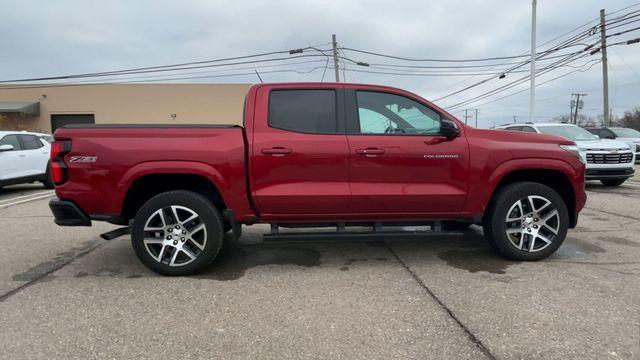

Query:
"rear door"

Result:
[[17, 134, 49, 176], [345, 89, 469, 215], [250, 85, 350, 218]]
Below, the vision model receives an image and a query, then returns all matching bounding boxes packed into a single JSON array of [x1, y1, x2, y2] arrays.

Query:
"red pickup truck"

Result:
[[49, 82, 586, 275]]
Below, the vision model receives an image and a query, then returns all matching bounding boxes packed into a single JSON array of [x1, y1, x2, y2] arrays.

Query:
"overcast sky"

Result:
[[1, 0, 639, 128]]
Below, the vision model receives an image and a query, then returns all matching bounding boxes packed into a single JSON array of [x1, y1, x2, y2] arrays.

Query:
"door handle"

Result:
[[18, 154, 27, 157], [261, 147, 293, 156], [355, 148, 385, 156]]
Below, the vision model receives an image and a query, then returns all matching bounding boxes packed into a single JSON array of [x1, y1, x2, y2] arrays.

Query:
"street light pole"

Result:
[[529, 0, 537, 123], [599, 9, 610, 126]]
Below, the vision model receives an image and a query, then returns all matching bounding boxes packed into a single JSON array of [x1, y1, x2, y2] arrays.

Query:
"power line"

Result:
[[458, 60, 601, 110], [0, 66, 327, 90], [0, 47, 332, 83], [444, 51, 593, 110]]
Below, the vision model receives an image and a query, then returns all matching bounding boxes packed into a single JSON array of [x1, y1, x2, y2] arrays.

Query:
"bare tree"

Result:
[[618, 107, 640, 130]]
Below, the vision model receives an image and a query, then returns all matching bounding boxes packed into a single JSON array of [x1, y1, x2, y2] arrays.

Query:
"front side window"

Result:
[[0, 134, 22, 150], [611, 128, 640, 138], [19, 135, 43, 150], [268, 89, 337, 134], [356, 91, 441, 135]]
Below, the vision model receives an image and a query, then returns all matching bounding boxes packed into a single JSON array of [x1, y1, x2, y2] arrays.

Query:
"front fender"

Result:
[[465, 157, 585, 216]]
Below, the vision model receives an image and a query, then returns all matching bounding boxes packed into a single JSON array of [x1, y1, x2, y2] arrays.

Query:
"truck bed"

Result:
[[53, 124, 252, 223]]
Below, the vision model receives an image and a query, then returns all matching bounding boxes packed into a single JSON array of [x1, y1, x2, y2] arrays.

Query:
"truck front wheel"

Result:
[[483, 182, 569, 261], [131, 190, 224, 276]]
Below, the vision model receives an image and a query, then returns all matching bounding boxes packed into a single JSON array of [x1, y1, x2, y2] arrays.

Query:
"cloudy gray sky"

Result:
[[1, 0, 639, 128]]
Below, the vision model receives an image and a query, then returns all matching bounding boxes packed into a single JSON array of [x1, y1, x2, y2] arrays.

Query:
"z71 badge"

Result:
[[69, 156, 97, 163]]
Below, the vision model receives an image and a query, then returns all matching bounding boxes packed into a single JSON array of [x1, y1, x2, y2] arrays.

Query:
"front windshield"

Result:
[[536, 125, 599, 141], [611, 128, 640, 138]]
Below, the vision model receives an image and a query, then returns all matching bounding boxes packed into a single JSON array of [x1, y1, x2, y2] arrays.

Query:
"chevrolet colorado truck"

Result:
[[49, 82, 587, 276]]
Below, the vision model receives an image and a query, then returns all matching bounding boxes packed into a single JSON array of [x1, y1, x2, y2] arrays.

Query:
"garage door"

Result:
[[51, 114, 95, 132]]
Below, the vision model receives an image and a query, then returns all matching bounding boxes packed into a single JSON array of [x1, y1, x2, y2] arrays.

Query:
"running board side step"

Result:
[[263, 230, 464, 242], [100, 226, 131, 240], [263, 221, 463, 242]]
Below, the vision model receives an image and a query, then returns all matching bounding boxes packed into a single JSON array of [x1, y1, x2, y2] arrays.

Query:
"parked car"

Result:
[[34, 132, 53, 144], [49, 82, 587, 276], [585, 126, 640, 162], [0, 131, 54, 190], [495, 123, 635, 186]]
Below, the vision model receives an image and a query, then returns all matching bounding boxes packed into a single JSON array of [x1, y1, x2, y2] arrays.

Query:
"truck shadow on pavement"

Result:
[[64, 229, 531, 280], [22, 227, 606, 282]]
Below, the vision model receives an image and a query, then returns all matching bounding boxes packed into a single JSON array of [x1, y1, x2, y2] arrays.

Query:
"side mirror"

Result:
[[440, 119, 460, 138], [0, 144, 14, 152]]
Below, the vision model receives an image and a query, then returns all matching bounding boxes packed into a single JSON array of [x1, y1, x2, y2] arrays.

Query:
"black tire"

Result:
[[131, 190, 224, 276], [483, 182, 569, 261], [600, 179, 625, 187], [441, 221, 472, 231], [42, 162, 55, 189], [223, 221, 232, 233]]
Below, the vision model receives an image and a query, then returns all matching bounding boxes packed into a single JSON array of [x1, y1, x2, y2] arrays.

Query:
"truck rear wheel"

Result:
[[483, 182, 568, 261], [131, 190, 224, 276]]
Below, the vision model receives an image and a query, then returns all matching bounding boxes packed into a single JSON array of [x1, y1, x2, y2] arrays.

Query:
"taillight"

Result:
[[51, 140, 71, 185], [51, 161, 67, 185], [51, 141, 71, 161]]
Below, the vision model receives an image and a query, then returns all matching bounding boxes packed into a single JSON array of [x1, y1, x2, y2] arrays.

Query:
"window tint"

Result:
[[601, 129, 616, 139], [520, 126, 537, 133], [19, 135, 43, 150], [0, 134, 21, 150], [506, 126, 522, 131], [268, 90, 337, 133], [356, 91, 441, 135]]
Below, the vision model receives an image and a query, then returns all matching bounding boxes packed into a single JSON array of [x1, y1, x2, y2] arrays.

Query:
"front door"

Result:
[[345, 89, 469, 215], [250, 86, 350, 219]]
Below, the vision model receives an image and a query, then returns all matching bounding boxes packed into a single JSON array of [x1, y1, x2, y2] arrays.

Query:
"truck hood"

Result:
[[574, 139, 630, 151]]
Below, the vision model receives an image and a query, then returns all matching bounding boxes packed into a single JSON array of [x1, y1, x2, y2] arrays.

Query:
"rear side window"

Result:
[[520, 126, 536, 133], [0, 134, 22, 150], [19, 135, 43, 150], [268, 90, 337, 134]]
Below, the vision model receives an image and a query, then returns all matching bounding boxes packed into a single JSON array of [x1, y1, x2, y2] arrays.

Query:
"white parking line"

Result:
[[0, 191, 54, 205], [624, 181, 640, 188], [0, 192, 55, 209]]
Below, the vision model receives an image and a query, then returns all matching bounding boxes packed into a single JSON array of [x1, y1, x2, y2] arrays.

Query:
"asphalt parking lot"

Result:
[[1, 178, 639, 359]]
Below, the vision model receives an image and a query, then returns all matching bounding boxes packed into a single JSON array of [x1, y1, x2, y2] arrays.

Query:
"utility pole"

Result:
[[571, 93, 587, 125], [599, 9, 610, 126], [513, 115, 517, 124], [529, 0, 537, 123], [332, 34, 340, 82], [475, 109, 478, 128], [463, 109, 473, 124]]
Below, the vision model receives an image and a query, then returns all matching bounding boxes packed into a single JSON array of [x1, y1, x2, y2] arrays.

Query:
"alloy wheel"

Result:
[[504, 195, 560, 252], [142, 205, 207, 266]]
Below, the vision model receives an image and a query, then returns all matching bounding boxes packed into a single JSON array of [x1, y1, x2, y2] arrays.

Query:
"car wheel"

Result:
[[131, 190, 224, 276], [484, 182, 568, 261], [600, 179, 625, 187], [42, 162, 55, 189]]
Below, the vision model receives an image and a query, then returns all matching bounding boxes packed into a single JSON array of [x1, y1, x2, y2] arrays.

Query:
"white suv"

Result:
[[495, 123, 635, 186], [0, 131, 53, 190]]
